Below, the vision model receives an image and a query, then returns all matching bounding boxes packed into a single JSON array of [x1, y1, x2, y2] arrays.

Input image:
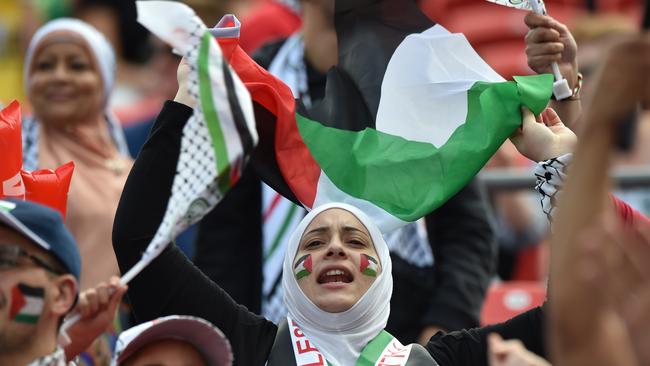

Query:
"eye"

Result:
[[348, 239, 367, 247], [305, 240, 323, 248], [69, 61, 90, 71], [34, 61, 54, 71]]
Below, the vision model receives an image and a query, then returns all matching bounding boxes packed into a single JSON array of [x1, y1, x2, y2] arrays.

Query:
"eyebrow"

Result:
[[342, 226, 366, 234], [303, 226, 330, 236], [303, 225, 367, 237]]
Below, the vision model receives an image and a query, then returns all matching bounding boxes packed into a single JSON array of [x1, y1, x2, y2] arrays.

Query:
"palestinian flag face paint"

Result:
[[360, 254, 379, 277], [9, 283, 44, 324], [294, 254, 313, 280]]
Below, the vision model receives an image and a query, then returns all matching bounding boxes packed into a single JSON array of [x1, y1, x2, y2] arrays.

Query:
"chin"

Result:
[[315, 296, 356, 313]]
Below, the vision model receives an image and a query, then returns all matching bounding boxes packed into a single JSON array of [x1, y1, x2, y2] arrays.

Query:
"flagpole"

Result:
[[528, 0, 572, 100]]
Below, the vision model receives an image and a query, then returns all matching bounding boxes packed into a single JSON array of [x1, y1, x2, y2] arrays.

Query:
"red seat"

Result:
[[511, 241, 548, 281], [480, 281, 547, 326]]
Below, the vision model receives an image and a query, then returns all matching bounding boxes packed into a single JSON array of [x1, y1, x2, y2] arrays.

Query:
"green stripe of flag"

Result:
[[356, 331, 395, 366], [264, 203, 299, 261], [198, 32, 231, 193], [297, 74, 552, 222], [13, 314, 39, 324]]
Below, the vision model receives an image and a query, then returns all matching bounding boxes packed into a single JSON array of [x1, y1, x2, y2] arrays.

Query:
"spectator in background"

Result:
[[111, 315, 233, 366], [73, 0, 158, 126], [22, 17, 132, 291], [0, 199, 80, 365], [238, 0, 302, 53]]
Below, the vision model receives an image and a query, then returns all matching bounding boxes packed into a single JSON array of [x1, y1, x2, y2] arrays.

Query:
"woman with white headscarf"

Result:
[[112, 85, 437, 364], [22, 18, 132, 290]]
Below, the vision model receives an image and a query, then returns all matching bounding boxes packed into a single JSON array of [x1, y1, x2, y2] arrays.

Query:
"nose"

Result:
[[52, 63, 71, 81], [325, 237, 347, 259]]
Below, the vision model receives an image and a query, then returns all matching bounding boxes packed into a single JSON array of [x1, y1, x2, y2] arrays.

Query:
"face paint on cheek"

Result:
[[8, 283, 45, 325], [294, 254, 313, 280], [360, 254, 379, 277]]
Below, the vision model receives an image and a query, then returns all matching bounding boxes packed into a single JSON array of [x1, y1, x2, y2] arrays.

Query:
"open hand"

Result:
[[510, 108, 577, 162]]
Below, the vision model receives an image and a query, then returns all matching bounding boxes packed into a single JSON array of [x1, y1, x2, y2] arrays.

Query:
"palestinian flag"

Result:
[[9, 284, 44, 324], [293, 254, 312, 280], [360, 254, 379, 277], [214, 0, 552, 232], [134, 2, 257, 263]]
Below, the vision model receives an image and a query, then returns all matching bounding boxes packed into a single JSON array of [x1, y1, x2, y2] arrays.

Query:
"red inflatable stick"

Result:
[[21, 162, 75, 220], [0, 100, 25, 199]]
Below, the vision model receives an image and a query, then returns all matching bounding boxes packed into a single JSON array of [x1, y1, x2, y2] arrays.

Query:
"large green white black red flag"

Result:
[[214, 0, 553, 232]]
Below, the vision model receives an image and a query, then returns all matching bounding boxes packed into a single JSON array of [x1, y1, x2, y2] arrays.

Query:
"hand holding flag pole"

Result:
[[58, 252, 167, 346], [486, 0, 572, 99]]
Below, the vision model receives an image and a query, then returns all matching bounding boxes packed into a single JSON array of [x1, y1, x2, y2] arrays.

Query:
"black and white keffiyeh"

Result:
[[534, 153, 573, 222]]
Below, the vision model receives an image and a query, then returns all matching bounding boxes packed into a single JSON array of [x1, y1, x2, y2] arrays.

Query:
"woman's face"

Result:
[[28, 33, 104, 126], [295, 208, 381, 313]]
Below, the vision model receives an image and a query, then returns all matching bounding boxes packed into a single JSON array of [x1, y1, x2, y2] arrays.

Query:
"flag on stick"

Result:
[[130, 1, 257, 269]]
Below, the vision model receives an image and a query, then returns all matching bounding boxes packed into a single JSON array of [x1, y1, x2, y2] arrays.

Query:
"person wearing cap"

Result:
[[0, 198, 80, 365], [112, 315, 233, 366]]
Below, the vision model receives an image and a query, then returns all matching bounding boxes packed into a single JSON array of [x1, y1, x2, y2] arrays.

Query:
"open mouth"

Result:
[[317, 268, 353, 284]]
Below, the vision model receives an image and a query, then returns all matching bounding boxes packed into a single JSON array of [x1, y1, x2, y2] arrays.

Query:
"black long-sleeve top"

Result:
[[112, 100, 546, 366]]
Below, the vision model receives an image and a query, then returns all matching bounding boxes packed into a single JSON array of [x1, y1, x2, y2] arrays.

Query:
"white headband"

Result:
[[24, 18, 116, 102]]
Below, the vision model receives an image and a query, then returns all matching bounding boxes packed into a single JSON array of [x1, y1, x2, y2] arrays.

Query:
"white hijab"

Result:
[[21, 18, 129, 171], [282, 202, 393, 366]]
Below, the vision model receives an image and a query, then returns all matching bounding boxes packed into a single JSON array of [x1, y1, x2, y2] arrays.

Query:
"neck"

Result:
[[42, 113, 115, 153], [302, 3, 337, 73]]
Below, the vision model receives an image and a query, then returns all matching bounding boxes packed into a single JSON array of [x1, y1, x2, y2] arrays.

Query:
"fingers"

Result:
[[541, 108, 563, 127], [488, 333, 507, 365], [75, 277, 127, 320], [525, 27, 561, 45], [106, 276, 128, 314], [524, 13, 570, 36], [524, 13, 554, 29], [78, 286, 101, 318]]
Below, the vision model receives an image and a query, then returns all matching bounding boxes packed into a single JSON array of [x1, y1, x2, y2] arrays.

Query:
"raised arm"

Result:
[[112, 60, 277, 365], [548, 36, 650, 366]]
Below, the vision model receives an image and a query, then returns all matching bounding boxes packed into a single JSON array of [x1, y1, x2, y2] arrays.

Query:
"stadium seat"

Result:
[[480, 281, 547, 325]]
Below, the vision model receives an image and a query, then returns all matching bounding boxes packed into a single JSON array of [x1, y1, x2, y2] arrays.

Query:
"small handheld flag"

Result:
[[485, 0, 573, 100]]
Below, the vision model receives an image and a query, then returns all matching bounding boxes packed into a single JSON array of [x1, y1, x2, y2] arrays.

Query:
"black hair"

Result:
[[74, 0, 154, 64]]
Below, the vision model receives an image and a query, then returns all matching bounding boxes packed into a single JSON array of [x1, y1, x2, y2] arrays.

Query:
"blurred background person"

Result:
[[22, 17, 131, 292]]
